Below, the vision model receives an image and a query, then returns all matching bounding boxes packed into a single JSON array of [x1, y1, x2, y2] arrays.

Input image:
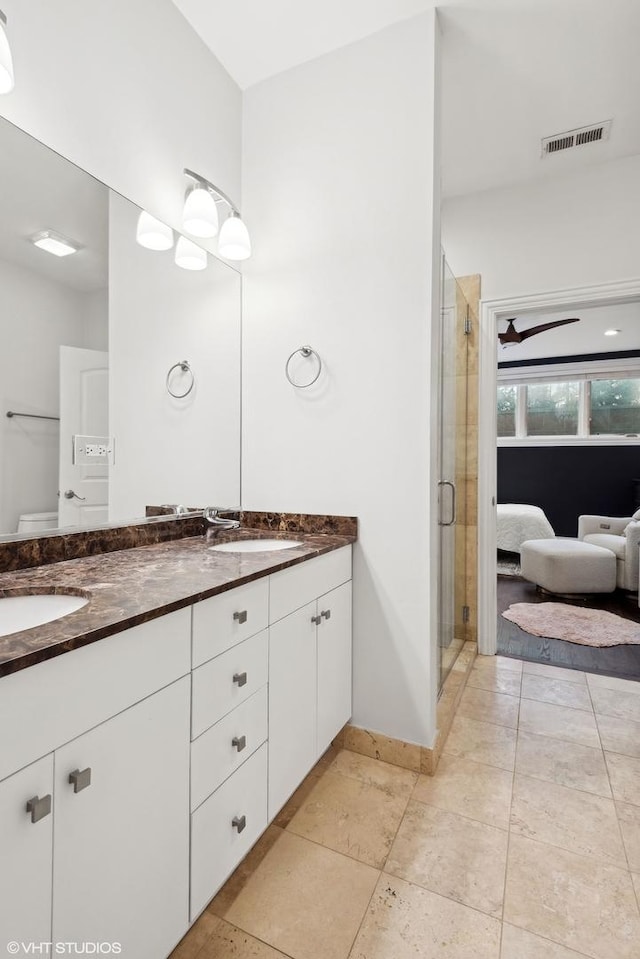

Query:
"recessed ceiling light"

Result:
[[604, 329, 621, 336], [30, 230, 80, 257]]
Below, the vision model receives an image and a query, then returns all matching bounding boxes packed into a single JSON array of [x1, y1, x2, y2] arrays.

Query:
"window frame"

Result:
[[497, 357, 640, 446]]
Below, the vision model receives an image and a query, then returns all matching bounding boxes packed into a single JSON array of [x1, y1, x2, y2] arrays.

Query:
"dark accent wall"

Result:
[[498, 446, 640, 537]]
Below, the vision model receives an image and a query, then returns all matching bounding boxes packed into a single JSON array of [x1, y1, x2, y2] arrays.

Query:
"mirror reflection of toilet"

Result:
[[16, 512, 59, 534]]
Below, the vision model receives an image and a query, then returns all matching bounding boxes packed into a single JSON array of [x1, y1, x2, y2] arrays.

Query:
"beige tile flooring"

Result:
[[171, 656, 640, 959]]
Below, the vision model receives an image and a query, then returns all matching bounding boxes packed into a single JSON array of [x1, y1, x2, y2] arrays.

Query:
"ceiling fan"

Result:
[[499, 316, 580, 347]]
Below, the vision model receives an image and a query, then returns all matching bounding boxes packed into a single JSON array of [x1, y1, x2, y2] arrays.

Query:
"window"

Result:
[[590, 378, 640, 435], [497, 385, 516, 437], [497, 373, 640, 441], [526, 382, 579, 436]]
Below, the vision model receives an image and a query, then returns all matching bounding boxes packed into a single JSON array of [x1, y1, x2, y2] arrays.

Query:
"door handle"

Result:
[[26, 794, 52, 823], [232, 814, 246, 833], [63, 489, 87, 501], [311, 614, 322, 625], [438, 480, 456, 526], [232, 735, 247, 752], [320, 609, 331, 620], [68, 767, 92, 793], [233, 610, 247, 624], [233, 672, 247, 687]]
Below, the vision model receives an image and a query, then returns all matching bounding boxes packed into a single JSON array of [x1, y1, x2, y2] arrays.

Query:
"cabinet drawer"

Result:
[[190, 743, 267, 920], [191, 686, 268, 811], [192, 579, 269, 668], [269, 546, 352, 623], [0, 607, 191, 783], [191, 630, 268, 739]]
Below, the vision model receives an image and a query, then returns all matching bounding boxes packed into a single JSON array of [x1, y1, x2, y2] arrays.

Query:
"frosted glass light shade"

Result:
[[0, 17, 14, 95], [136, 211, 174, 251], [175, 236, 207, 271], [182, 185, 219, 238], [218, 213, 251, 261]]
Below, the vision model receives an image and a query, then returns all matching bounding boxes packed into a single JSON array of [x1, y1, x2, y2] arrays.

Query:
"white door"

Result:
[[58, 346, 109, 528], [316, 582, 352, 753], [52, 677, 190, 958], [0, 754, 53, 946], [268, 602, 317, 820]]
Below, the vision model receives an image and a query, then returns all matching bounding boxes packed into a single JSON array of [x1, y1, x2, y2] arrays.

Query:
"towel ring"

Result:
[[166, 360, 194, 399], [285, 346, 322, 389]]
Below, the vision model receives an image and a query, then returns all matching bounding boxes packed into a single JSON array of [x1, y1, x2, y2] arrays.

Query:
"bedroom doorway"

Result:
[[478, 279, 640, 679]]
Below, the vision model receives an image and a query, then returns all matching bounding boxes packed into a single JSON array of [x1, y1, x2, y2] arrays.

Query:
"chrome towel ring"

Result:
[[166, 360, 194, 398], [285, 346, 322, 389]]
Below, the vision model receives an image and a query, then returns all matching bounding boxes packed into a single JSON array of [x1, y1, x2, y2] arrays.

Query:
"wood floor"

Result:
[[497, 571, 640, 681]]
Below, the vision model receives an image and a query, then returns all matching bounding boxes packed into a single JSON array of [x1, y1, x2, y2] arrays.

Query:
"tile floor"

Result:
[[171, 656, 640, 959]]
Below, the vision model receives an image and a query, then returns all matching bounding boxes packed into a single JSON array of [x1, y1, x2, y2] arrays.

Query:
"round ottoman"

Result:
[[520, 538, 617, 594]]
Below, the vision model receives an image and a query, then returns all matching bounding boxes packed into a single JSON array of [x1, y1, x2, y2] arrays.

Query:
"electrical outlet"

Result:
[[73, 435, 115, 465]]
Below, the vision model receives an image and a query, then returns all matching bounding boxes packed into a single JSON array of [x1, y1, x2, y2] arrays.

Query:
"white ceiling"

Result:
[[0, 116, 108, 293], [172, 0, 640, 197], [496, 301, 640, 363]]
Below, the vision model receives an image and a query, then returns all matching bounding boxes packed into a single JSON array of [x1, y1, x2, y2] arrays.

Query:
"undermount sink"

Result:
[[0, 593, 89, 637], [210, 539, 302, 554]]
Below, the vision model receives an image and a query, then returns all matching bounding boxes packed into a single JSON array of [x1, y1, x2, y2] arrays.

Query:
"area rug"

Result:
[[502, 602, 640, 647], [497, 555, 521, 577]]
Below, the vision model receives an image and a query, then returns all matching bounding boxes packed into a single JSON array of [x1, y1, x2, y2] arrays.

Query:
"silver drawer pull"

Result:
[[233, 610, 247, 624], [311, 614, 322, 625], [232, 735, 247, 752], [321, 609, 331, 620], [26, 794, 51, 824], [68, 767, 92, 793], [232, 814, 246, 833], [233, 671, 247, 687]]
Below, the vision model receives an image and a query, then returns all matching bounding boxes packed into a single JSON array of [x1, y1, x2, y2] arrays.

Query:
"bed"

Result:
[[497, 503, 555, 553]]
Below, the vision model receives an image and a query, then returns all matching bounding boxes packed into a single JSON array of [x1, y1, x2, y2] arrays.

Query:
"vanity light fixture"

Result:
[[604, 329, 621, 336], [182, 183, 219, 238], [30, 230, 80, 258], [183, 169, 251, 260], [136, 211, 174, 251], [175, 235, 207, 271], [0, 9, 15, 95]]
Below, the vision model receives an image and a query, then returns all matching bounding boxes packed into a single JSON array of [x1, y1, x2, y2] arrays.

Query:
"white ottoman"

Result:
[[520, 538, 617, 594]]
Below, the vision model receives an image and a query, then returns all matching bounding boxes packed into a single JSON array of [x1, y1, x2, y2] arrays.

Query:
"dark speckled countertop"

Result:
[[0, 529, 355, 678]]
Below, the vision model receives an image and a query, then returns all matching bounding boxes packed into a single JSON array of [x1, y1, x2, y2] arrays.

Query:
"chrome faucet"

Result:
[[203, 507, 241, 530]]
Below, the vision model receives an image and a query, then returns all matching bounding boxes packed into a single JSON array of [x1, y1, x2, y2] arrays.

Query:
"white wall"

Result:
[[0, 0, 241, 244], [109, 193, 241, 521], [442, 154, 640, 302], [0, 258, 104, 532], [242, 14, 441, 747]]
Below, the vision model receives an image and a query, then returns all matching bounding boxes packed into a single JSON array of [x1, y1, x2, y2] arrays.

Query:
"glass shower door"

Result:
[[437, 258, 470, 689]]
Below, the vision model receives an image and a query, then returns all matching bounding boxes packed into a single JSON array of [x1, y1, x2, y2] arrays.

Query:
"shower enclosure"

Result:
[[436, 257, 473, 690]]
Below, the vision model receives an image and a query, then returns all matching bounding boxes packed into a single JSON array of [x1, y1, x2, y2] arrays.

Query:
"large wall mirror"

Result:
[[0, 116, 241, 539]]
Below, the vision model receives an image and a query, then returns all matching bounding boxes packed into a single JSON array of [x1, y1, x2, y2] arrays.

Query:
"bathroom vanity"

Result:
[[0, 529, 354, 958]]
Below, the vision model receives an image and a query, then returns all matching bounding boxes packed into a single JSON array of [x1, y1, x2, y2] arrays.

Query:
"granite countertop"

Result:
[[0, 529, 355, 678]]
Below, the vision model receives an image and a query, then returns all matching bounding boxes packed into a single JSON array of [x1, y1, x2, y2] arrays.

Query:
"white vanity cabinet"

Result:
[[268, 547, 352, 819], [0, 543, 353, 952], [0, 608, 192, 959], [0, 754, 54, 945], [52, 676, 190, 957]]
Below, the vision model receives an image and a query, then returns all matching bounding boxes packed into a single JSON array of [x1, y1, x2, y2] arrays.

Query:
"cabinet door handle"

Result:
[[233, 610, 247, 624], [311, 614, 322, 625], [232, 814, 246, 833], [26, 794, 52, 824], [233, 671, 248, 687], [68, 767, 92, 793], [321, 609, 331, 620], [232, 735, 247, 752]]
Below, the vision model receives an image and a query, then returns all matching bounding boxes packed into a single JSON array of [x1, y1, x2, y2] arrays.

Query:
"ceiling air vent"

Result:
[[541, 120, 612, 157]]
